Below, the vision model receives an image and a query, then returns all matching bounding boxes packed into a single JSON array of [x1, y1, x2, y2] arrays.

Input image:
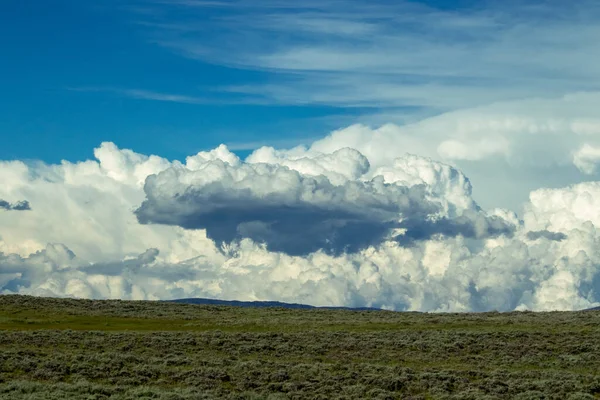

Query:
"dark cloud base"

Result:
[[135, 181, 514, 256], [0, 199, 31, 211], [526, 230, 567, 241]]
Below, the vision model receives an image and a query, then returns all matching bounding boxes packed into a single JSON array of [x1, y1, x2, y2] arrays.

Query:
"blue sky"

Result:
[[2, 0, 600, 163], [1, 0, 345, 162]]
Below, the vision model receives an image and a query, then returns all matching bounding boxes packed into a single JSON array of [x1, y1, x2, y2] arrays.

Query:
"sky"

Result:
[[2, 0, 600, 311]]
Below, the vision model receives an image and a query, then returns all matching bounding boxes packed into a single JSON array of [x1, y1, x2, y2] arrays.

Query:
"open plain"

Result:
[[0, 295, 599, 399]]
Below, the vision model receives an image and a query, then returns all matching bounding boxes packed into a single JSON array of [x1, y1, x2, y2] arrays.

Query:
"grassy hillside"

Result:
[[0, 295, 599, 399]]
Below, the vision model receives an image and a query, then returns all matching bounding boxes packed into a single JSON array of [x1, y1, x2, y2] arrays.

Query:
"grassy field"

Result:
[[1, 295, 599, 399]]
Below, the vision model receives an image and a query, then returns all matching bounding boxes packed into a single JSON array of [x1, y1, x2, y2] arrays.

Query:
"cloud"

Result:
[[255, 92, 600, 211], [118, 89, 208, 104], [0, 200, 31, 211], [132, 0, 600, 112], [573, 144, 600, 175], [0, 244, 163, 299], [69, 87, 213, 105], [135, 147, 512, 255], [0, 143, 210, 262], [526, 230, 567, 242], [2, 141, 600, 312], [306, 93, 600, 168], [246, 147, 370, 185]]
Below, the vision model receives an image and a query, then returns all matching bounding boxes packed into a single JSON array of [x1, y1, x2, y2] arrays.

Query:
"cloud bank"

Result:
[[2, 136, 600, 312]]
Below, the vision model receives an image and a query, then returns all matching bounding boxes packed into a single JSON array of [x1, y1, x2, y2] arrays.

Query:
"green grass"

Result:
[[1, 295, 600, 399]]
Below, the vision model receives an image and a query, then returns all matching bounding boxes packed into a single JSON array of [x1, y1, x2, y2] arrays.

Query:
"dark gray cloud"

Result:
[[135, 163, 514, 255], [526, 230, 568, 242], [398, 210, 515, 246], [0, 200, 31, 211]]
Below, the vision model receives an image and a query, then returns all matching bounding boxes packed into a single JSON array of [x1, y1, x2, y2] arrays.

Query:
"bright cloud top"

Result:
[[2, 131, 600, 312]]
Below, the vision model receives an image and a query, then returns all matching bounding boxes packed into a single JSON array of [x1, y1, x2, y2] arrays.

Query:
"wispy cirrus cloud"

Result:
[[116, 89, 209, 104], [131, 0, 600, 113], [69, 87, 212, 105]]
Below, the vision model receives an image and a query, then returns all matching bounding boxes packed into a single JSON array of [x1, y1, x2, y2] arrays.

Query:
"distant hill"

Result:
[[168, 298, 384, 311], [169, 298, 600, 312]]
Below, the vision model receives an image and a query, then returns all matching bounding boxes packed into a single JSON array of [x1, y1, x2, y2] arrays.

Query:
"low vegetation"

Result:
[[1, 295, 599, 399]]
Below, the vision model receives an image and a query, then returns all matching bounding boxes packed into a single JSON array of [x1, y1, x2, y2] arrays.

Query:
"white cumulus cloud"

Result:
[[1, 140, 600, 312]]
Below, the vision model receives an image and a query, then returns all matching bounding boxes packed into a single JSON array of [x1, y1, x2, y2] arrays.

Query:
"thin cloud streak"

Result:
[[224, 137, 321, 152], [121, 89, 209, 104], [68, 86, 277, 106], [69, 87, 211, 105]]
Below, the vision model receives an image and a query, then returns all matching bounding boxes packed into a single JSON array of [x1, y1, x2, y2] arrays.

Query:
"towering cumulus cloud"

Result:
[[134, 149, 511, 255], [1, 130, 600, 311]]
